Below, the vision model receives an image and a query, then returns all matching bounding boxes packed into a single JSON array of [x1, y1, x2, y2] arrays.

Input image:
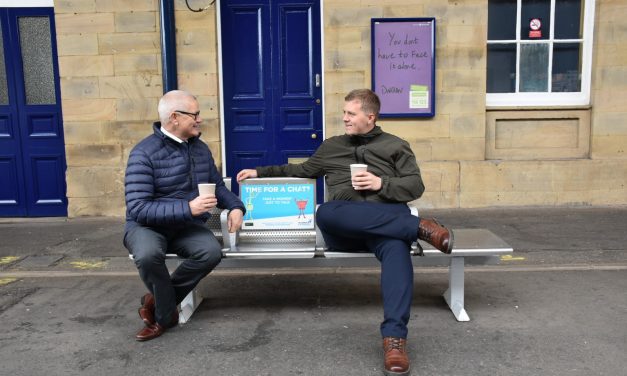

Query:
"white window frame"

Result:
[[486, 0, 596, 107]]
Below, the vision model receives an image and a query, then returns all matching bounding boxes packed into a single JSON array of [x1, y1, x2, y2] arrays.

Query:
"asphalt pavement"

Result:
[[1, 206, 626, 375]]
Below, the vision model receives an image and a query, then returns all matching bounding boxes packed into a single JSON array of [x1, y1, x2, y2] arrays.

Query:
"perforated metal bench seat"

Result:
[[226, 229, 318, 258]]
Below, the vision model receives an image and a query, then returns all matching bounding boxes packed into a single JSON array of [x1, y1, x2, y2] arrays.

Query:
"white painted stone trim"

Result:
[[0, 0, 53, 6]]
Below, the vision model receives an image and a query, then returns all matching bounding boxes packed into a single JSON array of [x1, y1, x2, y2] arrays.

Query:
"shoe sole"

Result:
[[430, 219, 454, 255], [444, 229, 454, 254], [383, 366, 410, 376], [135, 329, 164, 342]]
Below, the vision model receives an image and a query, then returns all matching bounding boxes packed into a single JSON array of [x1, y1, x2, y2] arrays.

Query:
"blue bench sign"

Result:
[[240, 178, 316, 230]]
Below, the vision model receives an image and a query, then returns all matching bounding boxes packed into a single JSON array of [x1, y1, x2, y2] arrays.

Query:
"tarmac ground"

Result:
[[1, 206, 626, 375]]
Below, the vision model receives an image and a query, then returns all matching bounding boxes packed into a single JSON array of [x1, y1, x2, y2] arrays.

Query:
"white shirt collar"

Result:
[[160, 126, 185, 144]]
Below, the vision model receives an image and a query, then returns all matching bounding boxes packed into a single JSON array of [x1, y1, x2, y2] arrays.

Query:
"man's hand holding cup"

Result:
[[350, 164, 382, 191], [190, 183, 217, 216]]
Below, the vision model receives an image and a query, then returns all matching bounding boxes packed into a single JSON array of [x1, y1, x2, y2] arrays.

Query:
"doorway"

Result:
[[219, 0, 323, 198], [0, 7, 67, 217]]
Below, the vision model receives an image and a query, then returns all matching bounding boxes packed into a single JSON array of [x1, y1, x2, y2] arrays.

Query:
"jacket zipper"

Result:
[[187, 143, 195, 188], [354, 145, 367, 201]]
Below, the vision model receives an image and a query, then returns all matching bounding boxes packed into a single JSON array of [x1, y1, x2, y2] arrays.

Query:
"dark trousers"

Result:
[[316, 200, 421, 339], [123, 223, 222, 326]]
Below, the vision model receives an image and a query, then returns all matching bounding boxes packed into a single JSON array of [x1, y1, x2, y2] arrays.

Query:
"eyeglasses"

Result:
[[174, 110, 201, 121]]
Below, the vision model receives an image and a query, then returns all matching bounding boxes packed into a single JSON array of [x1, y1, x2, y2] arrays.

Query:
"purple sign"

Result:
[[371, 18, 436, 117]]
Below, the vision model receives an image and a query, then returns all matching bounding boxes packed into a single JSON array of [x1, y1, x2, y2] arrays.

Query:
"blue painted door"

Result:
[[220, 0, 323, 198], [0, 7, 68, 217]]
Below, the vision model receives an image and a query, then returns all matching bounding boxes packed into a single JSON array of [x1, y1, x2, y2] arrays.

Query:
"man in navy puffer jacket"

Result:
[[124, 90, 245, 341]]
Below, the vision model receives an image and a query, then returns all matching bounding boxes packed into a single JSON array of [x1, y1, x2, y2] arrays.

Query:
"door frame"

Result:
[[216, 0, 326, 175]]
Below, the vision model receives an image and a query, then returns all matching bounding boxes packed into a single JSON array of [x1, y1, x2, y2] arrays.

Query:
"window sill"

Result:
[[486, 104, 592, 111]]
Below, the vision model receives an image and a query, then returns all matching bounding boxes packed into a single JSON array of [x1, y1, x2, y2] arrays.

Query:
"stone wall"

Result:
[[55, 0, 220, 216], [324, 0, 487, 208], [324, 0, 627, 209], [54, 0, 627, 216], [592, 0, 627, 159]]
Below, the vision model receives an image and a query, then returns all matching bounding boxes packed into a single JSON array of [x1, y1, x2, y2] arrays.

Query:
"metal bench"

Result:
[[131, 178, 513, 324], [220, 206, 512, 322]]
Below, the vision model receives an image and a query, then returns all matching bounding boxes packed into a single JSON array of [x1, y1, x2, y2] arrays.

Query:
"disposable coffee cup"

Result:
[[350, 164, 368, 188], [350, 164, 368, 178], [198, 183, 216, 196]]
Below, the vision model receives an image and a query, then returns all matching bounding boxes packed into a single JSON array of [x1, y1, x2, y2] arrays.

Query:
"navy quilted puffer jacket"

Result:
[[124, 123, 245, 232]]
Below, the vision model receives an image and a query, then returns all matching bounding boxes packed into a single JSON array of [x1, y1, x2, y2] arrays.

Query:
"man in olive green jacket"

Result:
[[237, 89, 453, 376]]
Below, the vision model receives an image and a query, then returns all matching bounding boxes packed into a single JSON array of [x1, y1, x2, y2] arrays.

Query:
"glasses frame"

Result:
[[174, 110, 201, 121]]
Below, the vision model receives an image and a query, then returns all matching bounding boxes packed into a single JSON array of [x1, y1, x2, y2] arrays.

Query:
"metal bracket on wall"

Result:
[[185, 0, 216, 12]]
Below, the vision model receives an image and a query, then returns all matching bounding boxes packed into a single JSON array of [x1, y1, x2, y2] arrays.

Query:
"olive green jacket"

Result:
[[256, 126, 425, 203]]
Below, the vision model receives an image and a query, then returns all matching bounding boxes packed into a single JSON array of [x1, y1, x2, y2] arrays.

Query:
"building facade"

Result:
[[1, 0, 625, 217]]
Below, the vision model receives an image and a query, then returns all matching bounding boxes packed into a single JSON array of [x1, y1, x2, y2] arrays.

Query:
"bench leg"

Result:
[[173, 259, 203, 324], [443, 256, 470, 322], [178, 288, 203, 324]]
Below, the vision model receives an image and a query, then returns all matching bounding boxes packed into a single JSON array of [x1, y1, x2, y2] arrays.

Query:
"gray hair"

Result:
[[157, 90, 196, 124]]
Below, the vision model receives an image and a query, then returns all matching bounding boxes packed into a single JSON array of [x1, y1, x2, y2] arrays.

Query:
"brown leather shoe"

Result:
[[135, 322, 166, 341], [418, 218, 454, 254], [383, 337, 410, 375], [138, 293, 155, 327], [135, 310, 179, 342]]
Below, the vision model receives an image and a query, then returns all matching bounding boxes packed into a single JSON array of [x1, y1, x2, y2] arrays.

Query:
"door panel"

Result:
[[0, 11, 25, 215], [0, 155, 22, 208], [0, 7, 67, 217], [274, 1, 321, 174], [26, 112, 60, 137], [221, 0, 322, 198], [279, 6, 312, 96], [230, 7, 265, 99], [30, 154, 65, 204], [222, 0, 273, 178]]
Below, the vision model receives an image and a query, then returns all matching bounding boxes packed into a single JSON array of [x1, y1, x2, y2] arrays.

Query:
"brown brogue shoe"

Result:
[[135, 310, 178, 341], [418, 218, 454, 254], [135, 322, 166, 341], [138, 293, 155, 327], [383, 337, 410, 376]]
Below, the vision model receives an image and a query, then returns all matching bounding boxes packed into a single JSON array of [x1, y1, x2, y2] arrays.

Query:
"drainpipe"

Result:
[[159, 0, 178, 92]]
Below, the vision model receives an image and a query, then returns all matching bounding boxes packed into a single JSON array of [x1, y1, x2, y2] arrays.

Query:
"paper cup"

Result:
[[350, 164, 368, 189], [198, 183, 216, 196], [350, 164, 368, 178]]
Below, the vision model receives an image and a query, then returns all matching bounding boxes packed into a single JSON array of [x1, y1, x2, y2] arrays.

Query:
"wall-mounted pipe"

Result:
[[159, 0, 177, 93]]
